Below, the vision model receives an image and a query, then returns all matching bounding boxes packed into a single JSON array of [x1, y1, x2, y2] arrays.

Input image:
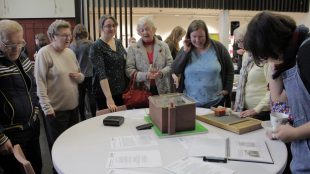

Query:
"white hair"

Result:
[[136, 16, 157, 33], [0, 20, 23, 42], [233, 25, 247, 41]]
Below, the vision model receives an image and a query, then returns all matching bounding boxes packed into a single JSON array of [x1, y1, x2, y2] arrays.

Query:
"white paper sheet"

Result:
[[106, 150, 162, 169], [111, 135, 158, 149], [107, 169, 155, 174], [123, 109, 148, 119], [165, 157, 234, 174], [178, 136, 227, 160]]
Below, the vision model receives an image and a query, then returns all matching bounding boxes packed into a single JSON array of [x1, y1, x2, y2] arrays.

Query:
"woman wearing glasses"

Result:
[[35, 20, 84, 150], [90, 15, 127, 112]]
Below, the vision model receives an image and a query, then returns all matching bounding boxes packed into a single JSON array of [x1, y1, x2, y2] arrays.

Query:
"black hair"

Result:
[[244, 11, 297, 78]]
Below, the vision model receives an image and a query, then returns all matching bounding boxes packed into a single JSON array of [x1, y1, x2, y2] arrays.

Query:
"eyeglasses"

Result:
[[103, 24, 116, 29], [55, 34, 72, 39], [0, 40, 26, 50]]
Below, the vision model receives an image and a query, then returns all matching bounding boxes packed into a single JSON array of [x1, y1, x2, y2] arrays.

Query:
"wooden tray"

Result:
[[196, 112, 262, 134]]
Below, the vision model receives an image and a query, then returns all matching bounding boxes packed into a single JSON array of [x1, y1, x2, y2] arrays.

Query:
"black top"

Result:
[[166, 41, 178, 60], [90, 39, 127, 95]]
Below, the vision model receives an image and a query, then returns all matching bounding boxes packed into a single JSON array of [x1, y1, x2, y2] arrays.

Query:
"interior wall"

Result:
[[16, 18, 76, 60], [129, 8, 309, 43]]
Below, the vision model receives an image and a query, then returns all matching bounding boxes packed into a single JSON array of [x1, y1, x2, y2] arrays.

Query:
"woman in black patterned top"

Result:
[[90, 15, 127, 111]]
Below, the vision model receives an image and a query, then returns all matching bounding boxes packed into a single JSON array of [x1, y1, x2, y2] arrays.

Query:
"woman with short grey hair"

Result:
[[126, 16, 173, 95], [35, 19, 84, 150]]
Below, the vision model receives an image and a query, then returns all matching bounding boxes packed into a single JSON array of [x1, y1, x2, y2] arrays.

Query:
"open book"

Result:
[[185, 137, 273, 164]]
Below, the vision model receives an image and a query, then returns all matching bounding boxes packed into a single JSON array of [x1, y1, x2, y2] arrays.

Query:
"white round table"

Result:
[[52, 108, 287, 174]]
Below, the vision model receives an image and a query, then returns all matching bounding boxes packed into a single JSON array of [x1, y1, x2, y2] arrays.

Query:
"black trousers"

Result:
[[44, 108, 79, 151], [0, 119, 42, 174], [78, 77, 97, 120]]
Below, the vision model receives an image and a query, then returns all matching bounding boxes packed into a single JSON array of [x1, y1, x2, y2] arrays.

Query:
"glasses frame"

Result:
[[103, 24, 117, 29], [0, 40, 26, 50]]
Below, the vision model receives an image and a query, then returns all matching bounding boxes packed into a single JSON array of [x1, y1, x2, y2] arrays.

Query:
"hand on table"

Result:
[[240, 109, 257, 118]]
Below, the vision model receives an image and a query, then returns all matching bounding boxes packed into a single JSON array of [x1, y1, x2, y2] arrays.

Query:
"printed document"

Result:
[[165, 157, 234, 174], [106, 150, 162, 169], [111, 135, 158, 149]]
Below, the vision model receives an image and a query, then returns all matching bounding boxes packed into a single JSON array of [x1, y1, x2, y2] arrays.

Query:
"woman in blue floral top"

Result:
[[90, 15, 127, 111]]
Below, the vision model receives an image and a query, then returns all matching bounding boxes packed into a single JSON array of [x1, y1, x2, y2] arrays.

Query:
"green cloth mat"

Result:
[[144, 116, 208, 138]]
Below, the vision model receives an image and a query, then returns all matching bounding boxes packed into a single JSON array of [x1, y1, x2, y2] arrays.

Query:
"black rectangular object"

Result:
[[136, 123, 153, 130], [103, 116, 124, 126]]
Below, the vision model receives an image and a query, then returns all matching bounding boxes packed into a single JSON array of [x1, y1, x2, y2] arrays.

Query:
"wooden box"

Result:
[[196, 112, 262, 134], [148, 93, 196, 134]]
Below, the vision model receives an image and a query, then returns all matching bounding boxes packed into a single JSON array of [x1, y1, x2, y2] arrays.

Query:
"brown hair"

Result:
[[73, 24, 88, 41], [185, 20, 210, 48], [99, 15, 118, 30]]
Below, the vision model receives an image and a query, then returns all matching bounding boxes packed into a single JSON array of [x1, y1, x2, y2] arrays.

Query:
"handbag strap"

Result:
[[128, 72, 138, 90], [128, 71, 149, 90]]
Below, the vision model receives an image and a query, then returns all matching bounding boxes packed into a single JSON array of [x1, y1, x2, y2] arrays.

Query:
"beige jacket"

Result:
[[126, 38, 173, 94]]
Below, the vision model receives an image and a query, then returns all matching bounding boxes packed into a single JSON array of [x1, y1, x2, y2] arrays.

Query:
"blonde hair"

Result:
[[47, 19, 71, 40], [136, 16, 156, 35], [164, 26, 186, 50], [0, 20, 23, 42]]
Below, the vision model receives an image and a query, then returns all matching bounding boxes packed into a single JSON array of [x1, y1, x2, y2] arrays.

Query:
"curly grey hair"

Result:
[[136, 16, 157, 35], [47, 19, 71, 41]]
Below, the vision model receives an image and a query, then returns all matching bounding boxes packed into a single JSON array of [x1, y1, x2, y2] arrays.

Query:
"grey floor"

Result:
[[39, 109, 93, 174], [39, 114, 53, 174]]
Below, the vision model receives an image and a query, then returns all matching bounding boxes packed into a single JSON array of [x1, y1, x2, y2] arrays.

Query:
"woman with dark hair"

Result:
[[90, 15, 127, 111], [171, 20, 234, 108], [70, 24, 97, 120], [90, 15, 126, 111], [244, 11, 310, 173]]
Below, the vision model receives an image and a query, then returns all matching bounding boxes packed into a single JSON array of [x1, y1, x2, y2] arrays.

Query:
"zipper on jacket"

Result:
[[0, 89, 15, 125], [13, 60, 34, 123]]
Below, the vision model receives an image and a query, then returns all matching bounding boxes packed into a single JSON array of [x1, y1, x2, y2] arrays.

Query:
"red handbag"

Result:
[[122, 72, 152, 109]]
